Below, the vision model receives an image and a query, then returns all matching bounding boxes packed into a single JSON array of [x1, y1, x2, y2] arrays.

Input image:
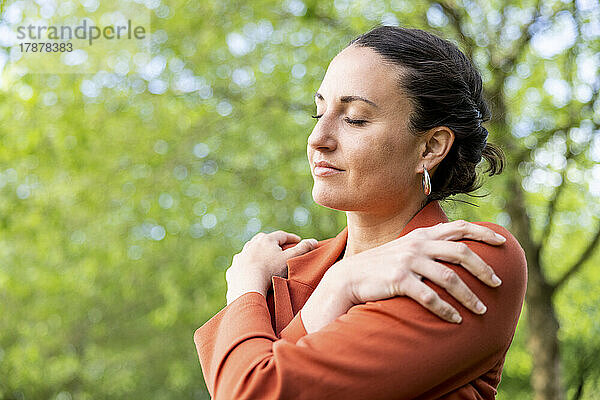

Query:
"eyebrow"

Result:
[[314, 92, 378, 108]]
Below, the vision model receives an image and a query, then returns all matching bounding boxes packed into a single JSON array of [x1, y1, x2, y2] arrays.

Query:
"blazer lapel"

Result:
[[271, 276, 294, 335], [271, 200, 449, 336], [270, 228, 348, 335]]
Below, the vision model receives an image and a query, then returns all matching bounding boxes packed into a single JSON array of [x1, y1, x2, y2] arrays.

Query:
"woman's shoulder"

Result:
[[363, 220, 528, 325], [464, 221, 528, 281], [435, 220, 529, 320], [348, 220, 528, 354]]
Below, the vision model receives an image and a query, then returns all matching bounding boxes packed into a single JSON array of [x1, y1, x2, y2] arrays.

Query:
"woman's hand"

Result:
[[301, 220, 505, 333], [336, 220, 504, 323], [225, 231, 318, 305]]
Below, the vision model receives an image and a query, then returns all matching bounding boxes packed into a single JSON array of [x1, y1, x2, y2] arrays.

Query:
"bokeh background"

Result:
[[0, 0, 599, 399]]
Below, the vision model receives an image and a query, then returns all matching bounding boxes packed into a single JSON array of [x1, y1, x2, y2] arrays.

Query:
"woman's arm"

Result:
[[194, 222, 527, 400], [226, 220, 504, 334], [300, 219, 505, 334]]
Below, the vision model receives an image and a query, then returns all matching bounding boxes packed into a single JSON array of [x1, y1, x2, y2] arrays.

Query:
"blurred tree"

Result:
[[0, 0, 598, 399], [432, 1, 599, 399]]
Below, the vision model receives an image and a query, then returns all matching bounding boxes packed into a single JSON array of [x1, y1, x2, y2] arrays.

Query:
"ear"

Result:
[[416, 126, 454, 174]]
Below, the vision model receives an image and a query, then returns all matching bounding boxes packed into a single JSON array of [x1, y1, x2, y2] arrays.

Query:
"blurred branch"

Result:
[[572, 382, 584, 400], [570, 345, 600, 400], [549, 80, 600, 286], [515, 123, 565, 164], [572, 375, 586, 400], [515, 87, 598, 164], [515, 0, 596, 165], [493, 0, 543, 75], [536, 27, 578, 257], [531, 2, 599, 281], [309, 13, 354, 36], [505, 173, 540, 266], [553, 226, 600, 292], [484, 0, 545, 152], [437, 1, 476, 58], [537, 170, 566, 255], [295, 6, 356, 38]]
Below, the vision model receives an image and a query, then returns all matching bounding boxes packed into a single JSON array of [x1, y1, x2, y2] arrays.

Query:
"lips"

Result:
[[313, 161, 343, 170], [313, 161, 344, 177]]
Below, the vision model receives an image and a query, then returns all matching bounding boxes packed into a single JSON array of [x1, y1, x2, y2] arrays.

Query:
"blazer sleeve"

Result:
[[193, 222, 527, 400]]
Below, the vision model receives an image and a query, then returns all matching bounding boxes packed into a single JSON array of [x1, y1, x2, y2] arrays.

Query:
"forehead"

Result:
[[318, 45, 404, 106]]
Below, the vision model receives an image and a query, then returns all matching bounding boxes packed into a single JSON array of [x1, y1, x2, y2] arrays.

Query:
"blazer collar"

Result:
[[286, 200, 449, 288]]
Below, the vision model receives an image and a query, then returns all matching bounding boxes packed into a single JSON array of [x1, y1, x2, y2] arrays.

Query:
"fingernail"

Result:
[[492, 274, 502, 286], [452, 313, 462, 323], [495, 233, 506, 242], [476, 301, 487, 314]]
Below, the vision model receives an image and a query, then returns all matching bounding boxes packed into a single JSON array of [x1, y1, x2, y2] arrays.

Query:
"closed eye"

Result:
[[312, 115, 368, 126], [344, 117, 368, 126]]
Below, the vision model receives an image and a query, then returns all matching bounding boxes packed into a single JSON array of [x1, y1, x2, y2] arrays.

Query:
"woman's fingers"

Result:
[[424, 240, 502, 287], [282, 238, 318, 258], [404, 275, 462, 323], [266, 230, 302, 245], [412, 220, 506, 245], [438, 220, 506, 244], [414, 260, 487, 315]]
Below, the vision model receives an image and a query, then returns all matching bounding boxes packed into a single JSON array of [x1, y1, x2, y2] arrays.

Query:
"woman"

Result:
[[194, 26, 527, 399]]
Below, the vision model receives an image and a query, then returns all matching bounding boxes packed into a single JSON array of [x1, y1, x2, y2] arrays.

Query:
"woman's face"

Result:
[[308, 45, 424, 214]]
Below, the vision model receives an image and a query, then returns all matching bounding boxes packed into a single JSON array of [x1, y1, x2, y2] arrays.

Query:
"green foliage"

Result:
[[0, 0, 599, 399]]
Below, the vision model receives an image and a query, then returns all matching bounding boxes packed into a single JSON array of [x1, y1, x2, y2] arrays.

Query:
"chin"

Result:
[[312, 185, 354, 211], [312, 182, 407, 213]]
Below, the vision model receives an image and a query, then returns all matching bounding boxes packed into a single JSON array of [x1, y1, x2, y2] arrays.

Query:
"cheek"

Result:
[[349, 132, 413, 176]]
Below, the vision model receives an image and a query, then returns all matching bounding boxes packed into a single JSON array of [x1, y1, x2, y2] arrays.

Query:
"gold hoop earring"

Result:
[[422, 165, 431, 196]]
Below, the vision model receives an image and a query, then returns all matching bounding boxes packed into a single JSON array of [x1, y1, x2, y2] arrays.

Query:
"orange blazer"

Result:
[[193, 201, 527, 399]]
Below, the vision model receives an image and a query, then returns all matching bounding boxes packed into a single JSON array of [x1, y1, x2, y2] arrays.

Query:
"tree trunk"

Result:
[[505, 175, 565, 400], [526, 275, 564, 400]]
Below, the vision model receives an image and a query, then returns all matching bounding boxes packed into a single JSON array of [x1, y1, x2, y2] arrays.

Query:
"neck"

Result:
[[342, 197, 426, 260]]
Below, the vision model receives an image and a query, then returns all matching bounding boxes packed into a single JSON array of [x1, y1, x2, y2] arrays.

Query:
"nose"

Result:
[[307, 116, 338, 152]]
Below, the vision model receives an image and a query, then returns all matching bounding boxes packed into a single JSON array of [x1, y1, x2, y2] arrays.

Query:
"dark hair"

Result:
[[348, 25, 504, 203]]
